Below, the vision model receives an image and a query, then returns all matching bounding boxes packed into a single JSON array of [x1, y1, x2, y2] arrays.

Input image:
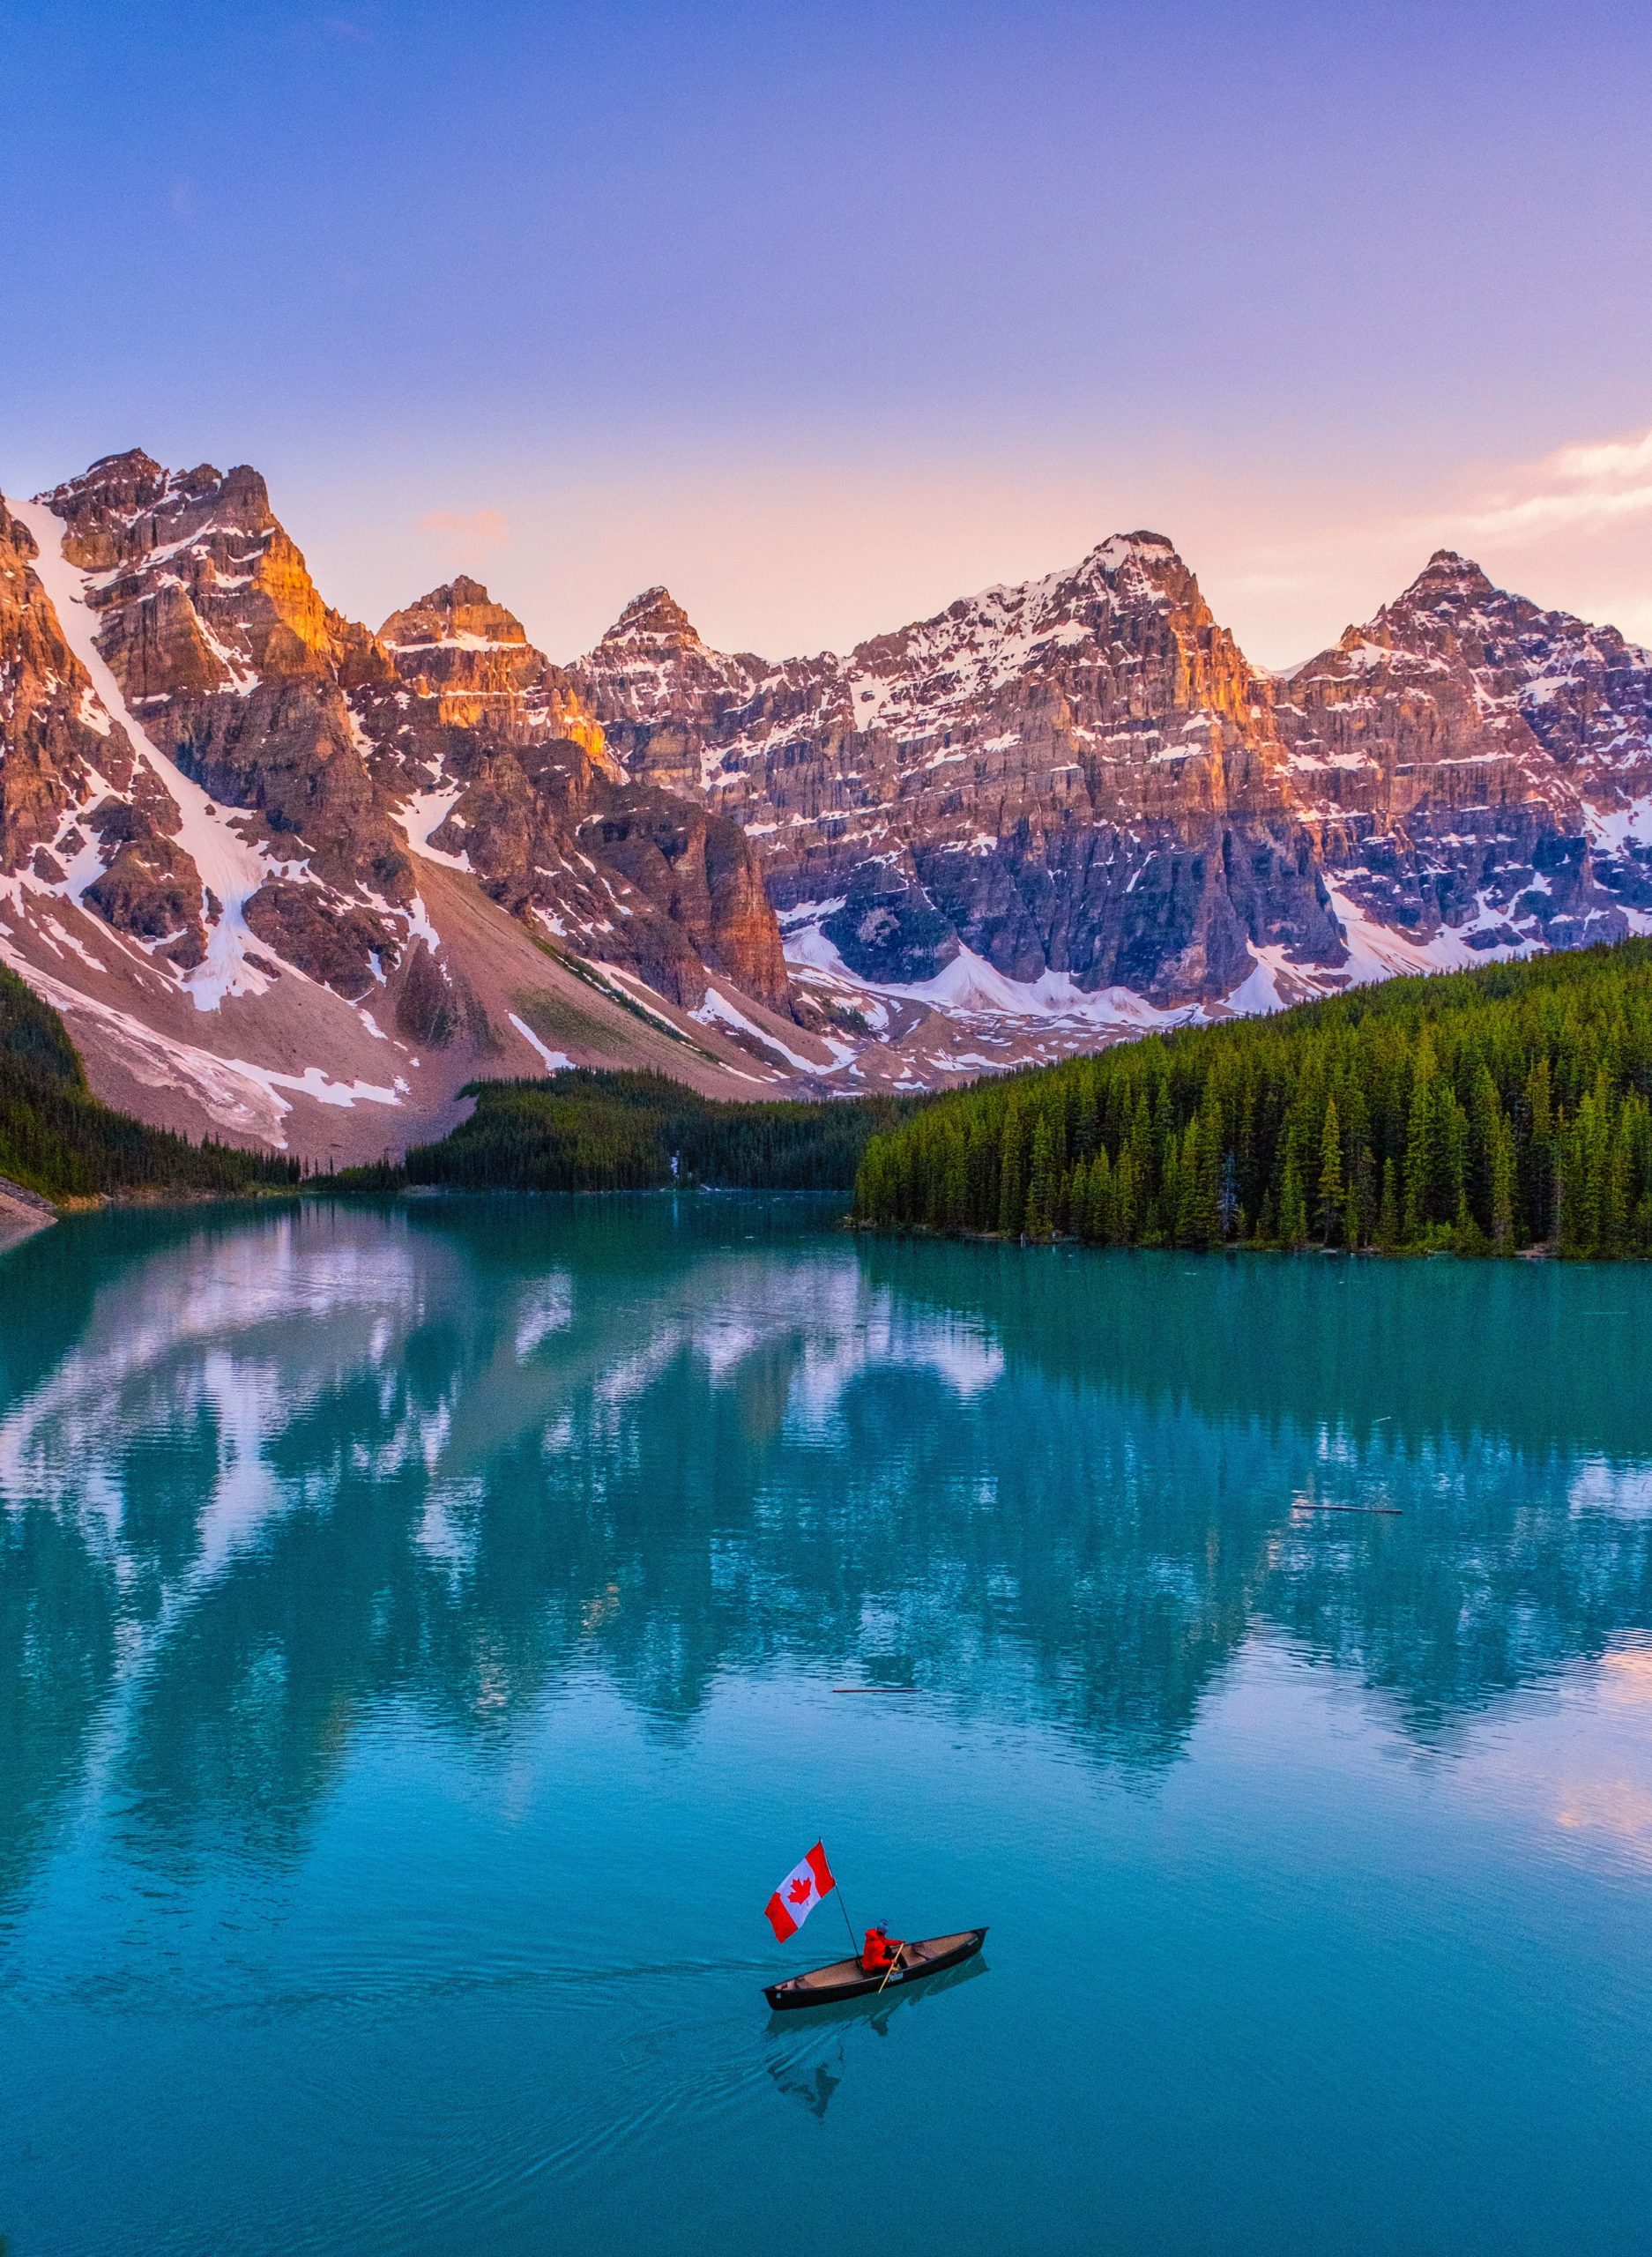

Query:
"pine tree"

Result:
[[1025, 1113, 1057, 1239], [1443, 1084, 1471, 1240], [1490, 1110, 1517, 1250], [965, 1117, 995, 1229], [1075, 1077, 1099, 1159], [1278, 1144, 1308, 1248], [1089, 1145, 1115, 1242], [1524, 1053, 1555, 1241], [1403, 1039, 1438, 1241], [1113, 1148, 1139, 1245], [1069, 1154, 1091, 1240], [1377, 1155, 1399, 1249], [997, 1104, 1028, 1236], [1317, 1095, 1343, 1245]]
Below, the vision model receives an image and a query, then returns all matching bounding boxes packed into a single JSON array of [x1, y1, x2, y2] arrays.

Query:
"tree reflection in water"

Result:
[[3, 1196, 1651, 1914]]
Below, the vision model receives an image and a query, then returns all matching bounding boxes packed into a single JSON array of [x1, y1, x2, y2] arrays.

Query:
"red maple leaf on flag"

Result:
[[786, 1874, 814, 1905]]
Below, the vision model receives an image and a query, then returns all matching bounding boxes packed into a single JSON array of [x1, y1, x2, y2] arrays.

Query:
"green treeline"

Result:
[[0, 965, 299, 1203], [387, 1070, 913, 1193], [854, 941, 1652, 1259]]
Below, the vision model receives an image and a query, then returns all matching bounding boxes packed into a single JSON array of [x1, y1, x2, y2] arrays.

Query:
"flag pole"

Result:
[[824, 1838, 859, 1955]]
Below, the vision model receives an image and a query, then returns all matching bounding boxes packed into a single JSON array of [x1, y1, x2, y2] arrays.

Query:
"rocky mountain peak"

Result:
[[1422, 546, 1481, 577], [605, 585, 703, 648], [1276, 546, 1652, 961], [1384, 548, 1501, 622], [1028, 532, 1191, 618], [58, 453, 346, 692], [575, 588, 766, 752], [372, 577, 694, 800], [40, 451, 275, 574], [1298, 553, 1516, 688], [926, 533, 1217, 674], [1083, 530, 1181, 578], [379, 578, 529, 652], [37, 447, 167, 535]]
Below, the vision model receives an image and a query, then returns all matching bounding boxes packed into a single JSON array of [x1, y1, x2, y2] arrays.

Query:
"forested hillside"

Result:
[[853, 942, 1652, 1258], [393, 1071, 912, 1192], [0, 965, 298, 1203]]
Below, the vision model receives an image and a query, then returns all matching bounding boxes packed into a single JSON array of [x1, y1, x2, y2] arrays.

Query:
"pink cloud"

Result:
[[415, 507, 510, 547]]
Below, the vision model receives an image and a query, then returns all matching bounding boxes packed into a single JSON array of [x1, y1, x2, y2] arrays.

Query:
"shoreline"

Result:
[[0, 1172, 60, 1242], [847, 1218, 1569, 1261]]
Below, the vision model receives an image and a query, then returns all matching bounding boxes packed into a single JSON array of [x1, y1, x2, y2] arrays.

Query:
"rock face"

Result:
[[369, 577, 792, 1013], [1276, 552, 1652, 953], [574, 585, 770, 797], [0, 497, 138, 874], [82, 791, 207, 967], [43, 452, 380, 689], [15, 453, 792, 1017], [0, 454, 835, 1173], [579, 538, 1345, 1000], [582, 791, 793, 1012], [380, 575, 610, 749], [33, 451, 413, 996], [577, 538, 1652, 1002]]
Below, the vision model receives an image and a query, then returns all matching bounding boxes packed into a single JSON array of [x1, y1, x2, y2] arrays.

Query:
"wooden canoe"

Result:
[[763, 1926, 986, 2011]]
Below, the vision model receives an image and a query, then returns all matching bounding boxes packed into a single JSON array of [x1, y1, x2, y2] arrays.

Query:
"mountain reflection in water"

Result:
[[3, 1195, 1651, 1917]]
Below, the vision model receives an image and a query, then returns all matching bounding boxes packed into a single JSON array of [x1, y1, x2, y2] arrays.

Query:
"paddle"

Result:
[[874, 1941, 907, 1994]]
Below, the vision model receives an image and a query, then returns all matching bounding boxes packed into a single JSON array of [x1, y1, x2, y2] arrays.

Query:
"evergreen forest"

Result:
[[388, 1070, 910, 1192], [0, 964, 300, 1203], [20, 935, 1652, 1255], [852, 941, 1652, 1258]]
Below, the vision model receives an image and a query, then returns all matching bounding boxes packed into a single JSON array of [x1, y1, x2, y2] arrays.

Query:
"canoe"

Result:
[[763, 1926, 986, 2011]]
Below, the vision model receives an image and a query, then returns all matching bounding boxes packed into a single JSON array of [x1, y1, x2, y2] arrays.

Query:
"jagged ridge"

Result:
[[576, 535, 1652, 1002], [6, 443, 1652, 1156]]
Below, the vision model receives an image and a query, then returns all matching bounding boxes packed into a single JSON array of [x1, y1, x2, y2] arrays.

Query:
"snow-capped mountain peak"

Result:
[[602, 584, 706, 647], [10, 446, 1652, 1146]]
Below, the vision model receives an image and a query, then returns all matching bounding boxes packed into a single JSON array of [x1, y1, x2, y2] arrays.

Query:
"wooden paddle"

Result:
[[874, 1941, 907, 1994]]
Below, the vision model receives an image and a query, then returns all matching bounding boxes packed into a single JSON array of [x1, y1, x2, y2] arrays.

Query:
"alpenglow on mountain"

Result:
[[4, 446, 1651, 1158]]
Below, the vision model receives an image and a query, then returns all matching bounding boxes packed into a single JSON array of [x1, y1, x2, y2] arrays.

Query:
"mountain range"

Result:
[[4, 445, 1650, 1160]]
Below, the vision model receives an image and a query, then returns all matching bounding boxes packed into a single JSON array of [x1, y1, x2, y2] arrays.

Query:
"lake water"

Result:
[[2, 1197, 1650, 2256]]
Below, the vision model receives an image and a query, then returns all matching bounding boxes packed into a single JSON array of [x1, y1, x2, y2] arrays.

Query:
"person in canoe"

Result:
[[861, 1922, 905, 1975]]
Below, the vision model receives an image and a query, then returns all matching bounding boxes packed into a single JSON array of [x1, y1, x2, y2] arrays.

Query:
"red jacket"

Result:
[[862, 1928, 903, 1972]]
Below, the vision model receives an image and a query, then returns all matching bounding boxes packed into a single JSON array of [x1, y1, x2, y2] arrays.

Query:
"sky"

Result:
[[4, 0, 1652, 667]]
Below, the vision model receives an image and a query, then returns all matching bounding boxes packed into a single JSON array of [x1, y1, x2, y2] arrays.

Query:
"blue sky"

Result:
[[5, 0, 1651, 664]]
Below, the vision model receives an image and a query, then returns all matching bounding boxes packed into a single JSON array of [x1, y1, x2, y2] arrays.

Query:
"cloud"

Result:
[[416, 507, 510, 548], [1452, 423, 1652, 542]]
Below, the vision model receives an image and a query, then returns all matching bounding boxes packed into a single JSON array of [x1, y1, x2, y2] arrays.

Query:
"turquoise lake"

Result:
[[2, 1196, 1650, 2255]]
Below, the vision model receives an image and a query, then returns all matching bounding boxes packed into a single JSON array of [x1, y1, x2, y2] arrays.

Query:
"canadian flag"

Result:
[[763, 1841, 837, 1941]]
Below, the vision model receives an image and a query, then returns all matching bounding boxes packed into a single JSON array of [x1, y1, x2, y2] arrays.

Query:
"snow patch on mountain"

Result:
[[397, 785, 473, 872], [1323, 884, 1539, 982], [691, 983, 825, 1074], [8, 497, 282, 1012], [1586, 796, 1652, 852], [506, 1014, 573, 1072], [0, 936, 399, 1145], [784, 911, 1201, 1034]]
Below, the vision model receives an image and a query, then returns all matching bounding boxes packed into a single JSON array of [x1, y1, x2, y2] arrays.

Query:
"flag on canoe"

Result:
[[764, 1842, 837, 1940]]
